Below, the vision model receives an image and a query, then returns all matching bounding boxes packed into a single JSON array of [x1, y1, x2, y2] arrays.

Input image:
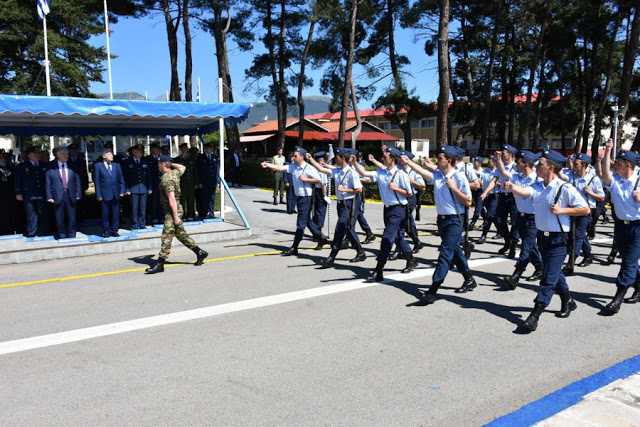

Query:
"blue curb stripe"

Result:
[[485, 354, 640, 426]]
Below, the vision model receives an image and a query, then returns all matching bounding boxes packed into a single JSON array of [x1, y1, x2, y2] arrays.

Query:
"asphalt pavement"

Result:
[[0, 186, 638, 426]]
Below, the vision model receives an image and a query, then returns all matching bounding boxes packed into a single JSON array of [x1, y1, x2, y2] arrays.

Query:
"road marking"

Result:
[[0, 256, 508, 355]]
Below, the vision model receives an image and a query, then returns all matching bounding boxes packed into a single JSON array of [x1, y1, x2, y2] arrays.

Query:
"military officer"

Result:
[[311, 151, 329, 235], [476, 155, 500, 244], [402, 145, 477, 302], [598, 139, 640, 311], [353, 146, 418, 282], [123, 144, 152, 229], [144, 143, 164, 224], [306, 148, 366, 267], [145, 156, 208, 274], [469, 156, 485, 229], [196, 142, 220, 219], [14, 147, 51, 237], [505, 149, 589, 331], [173, 143, 198, 220]]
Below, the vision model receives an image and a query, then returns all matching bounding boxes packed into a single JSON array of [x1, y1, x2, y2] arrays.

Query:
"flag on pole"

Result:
[[327, 144, 335, 163], [37, 0, 50, 20], [196, 77, 201, 102]]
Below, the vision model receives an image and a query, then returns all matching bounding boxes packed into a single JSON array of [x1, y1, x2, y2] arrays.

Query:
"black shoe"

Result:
[[273, 199, 277, 205], [194, 247, 208, 266], [412, 242, 425, 254], [145, 259, 165, 274], [624, 286, 640, 304], [604, 254, 615, 265], [102, 233, 110, 238], [420, 282, 442, 304], [475, 232, 487, 245], [111, 232, 120, 237], [522, 303, 545, 331], [415, 212, 421, 221], [468, 219, 477, 230], [282, 247, 298, 256], [525, 267, 543, 282], [604, 287, 627, 314], [507, 241, 517, 259], [455, 270, 477, 293], [280, 198, 285, 204], [315, 237, 328, 250], [388, 251, 400, 261], [362, 232, 376, 244], [562, 265, 574, 276], [556, 297, 577, 318], [498, 239, 510, 254], [504, 269, 524, 290], [365, 270, 383, 283], [349, 250, 366, 263], [401, 254, 418, 273], [320, 256, 335, 268], [577, 254, 593, 267]]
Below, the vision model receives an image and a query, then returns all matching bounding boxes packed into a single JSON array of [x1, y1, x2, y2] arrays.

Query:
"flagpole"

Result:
[[219, 77, 226, 219], [104, 0, 117, 154], [42, 14, 56, 155]]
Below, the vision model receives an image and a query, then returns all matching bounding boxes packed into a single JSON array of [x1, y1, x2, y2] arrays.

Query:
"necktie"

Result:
[[108, 163, 112, 174], [61, 165, 68, 188], [136, 159, 139, 165], [207, 154, 211, 160]]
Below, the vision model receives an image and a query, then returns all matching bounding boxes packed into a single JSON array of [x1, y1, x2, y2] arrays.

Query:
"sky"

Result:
[[88, 12, 442, 111]]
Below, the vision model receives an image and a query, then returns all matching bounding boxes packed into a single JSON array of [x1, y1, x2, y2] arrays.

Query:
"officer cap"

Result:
[[489, 155, 497, 161], [179, 142, 188, 149], [517, 150, 539, 162], [158, 155, 173, 163], [454, 147, 466, 158], [335, 148, 349, 157], [104, 141, 114, 149], [385, 146, 403, 157], [189, 147, 199, 154], [437, 145, 458, 157], [294, 146, 308, 156], [275, 146, 283, 151], [313, 151, 325, 158], [540, 149, 567, 167], [203, 142, 214, 148], [474, 156, 485, 163], [25, 146, 39, 155], [401, 150, 415, 160], [616, 150, 640, 164], [149, 142, 160, 149], [68, 143, 79, 149], [574, 152, 593, 164], [501, 144, 518, 154]]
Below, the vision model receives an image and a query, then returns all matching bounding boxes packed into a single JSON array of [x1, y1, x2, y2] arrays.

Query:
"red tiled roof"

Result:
[[284, 131, 400, 142]]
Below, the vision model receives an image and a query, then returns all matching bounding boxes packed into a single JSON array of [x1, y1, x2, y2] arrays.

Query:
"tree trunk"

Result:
[[617, 7, 640, 144], [183, 0, 192, 102], [162, 0, 182, 101], [298, 19, 316, 147], [478, 0, 501, 155], [276, 0, 288, 147], [350, 79, 362, 149], [436, 0, 450, 146], [338, 0, 358, 148], [457, 2, 477, 141]]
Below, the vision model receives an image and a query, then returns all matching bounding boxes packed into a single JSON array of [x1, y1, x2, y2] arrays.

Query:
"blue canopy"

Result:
[[0, 95, 251, 136]]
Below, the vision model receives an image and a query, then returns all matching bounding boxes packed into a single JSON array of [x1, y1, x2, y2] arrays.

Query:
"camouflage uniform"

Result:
[[158, 169, 197, 259]]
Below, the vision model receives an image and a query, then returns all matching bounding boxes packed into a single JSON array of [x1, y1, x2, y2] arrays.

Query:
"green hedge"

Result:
[[239, 159, 435, 205]]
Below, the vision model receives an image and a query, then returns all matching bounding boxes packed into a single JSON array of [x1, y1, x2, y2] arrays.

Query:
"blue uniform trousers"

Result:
[[293, 196, 321, 243], [355, 193, 372, 233], [54, 191, 77, 239], [406, 195, 420, 244], [614, 220, 640, 289], [571, 214, 592, 258], [313, 187, 327, 232], [433, 215, 470, 283], [471, 189, 484, 221], [101, 198, 120, 234], [376, 205, 412, 270], [130, 192, 148, 228], [24, 198, 50, 237], [496, 193, 519, 242], [535, 232, 569, 306], [331, 199, 361, 251], [200, 185, 217, 218], [514, 213, 542, 271], [481, 194, 498, 233]]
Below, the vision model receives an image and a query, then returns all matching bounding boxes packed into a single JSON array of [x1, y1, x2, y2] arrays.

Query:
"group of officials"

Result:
[[265, 140, 640, 332], [7, 141, 222, 240]]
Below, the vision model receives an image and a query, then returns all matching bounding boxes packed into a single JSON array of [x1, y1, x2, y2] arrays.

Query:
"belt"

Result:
[[384, 204, 404, 208], [296, 195, 311, 199], [623, 219, 640, 225], [540, 231, 563, 236], [519, 212, 534, 217], [437, 214, 456, 220]]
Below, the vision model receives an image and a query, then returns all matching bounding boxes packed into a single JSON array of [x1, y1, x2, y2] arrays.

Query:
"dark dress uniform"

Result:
[[123, 156, 151, 229], [144, 154, 164, 224], [173, 153, 198, 220], [196, 152, 219, 218], [14, 159, 51, 237], [67, 153, 89, 222]]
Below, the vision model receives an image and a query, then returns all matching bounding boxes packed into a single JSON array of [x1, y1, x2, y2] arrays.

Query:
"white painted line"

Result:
[[0, 244, 611, 356]]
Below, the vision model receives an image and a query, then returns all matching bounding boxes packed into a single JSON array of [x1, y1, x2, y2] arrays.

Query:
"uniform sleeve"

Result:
[[456, 173, 472, 197], [351, 170, 363, 190], [564, 185, 588, 208], [287, 163, 296, 174], [592, 177, 604, 197], [396, 171, 413, 194], [413, 172, 425, 186], [163, 172, 179, 194]]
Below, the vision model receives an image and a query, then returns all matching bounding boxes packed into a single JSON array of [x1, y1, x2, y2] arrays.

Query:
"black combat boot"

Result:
[[412, 241, 425, 254], [273, 196, 277, 205], [522, 303, 546, 331], [562, 264, 574, 276], [314, 234, 328, 250], [363, 231, 376, 244], [420, 282, 442, 304], [365, 269, 384, 283], [193, 246, 208, 266], [349, 249, 366, 263], [577, 254, 594, 267], [504, 269, 524, 290], [388, 250, 400, 261], [475, 231, 488, 245], [525, 265, 543, 281], [604, 287, 628, 314], [605, 248, 617, 265], [468, 218, 477, 230], [624, 282, 640, 304], [145, 258, 166, 274], [283, 237, 301, 256], [320, 249, 339, 268], [507, 241, 517, 259], [401, 253, 419, 273], [498, 238, 511, 254], [455, 270, 477, 293], [556, 292, 577, 318]]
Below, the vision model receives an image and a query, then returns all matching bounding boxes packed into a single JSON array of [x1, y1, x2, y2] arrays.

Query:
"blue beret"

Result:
[[616, 150, 640, 164], [275, 146, 282, 151], [517, 150, 539, 161], [313, 151, 325, 158], [295, 146, 308, 156], [574, 152, 593, 164], [437, 145, 458, 157], [502, 144, 518, 154], [454, 147, 466, 157], [489, 155, 497, 161], [385, 146, 403, 157], [474, 156, 485, 163], [335, 148, 354, 156], [158, 155, 173, 163], [401, 150, 415, 159], [540, 149, 567, 166]]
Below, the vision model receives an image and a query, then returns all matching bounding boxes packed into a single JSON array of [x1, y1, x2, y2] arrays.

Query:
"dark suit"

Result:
[[14, 160, 51, 236], [45, 162, 82, 239], [123, 157, 151, 228], [173, 154, 198, 220], [67, 156, 89, 222], [230, 152, 242, 187], [94, 161, 126, 235], [196, 153, 219, 218]]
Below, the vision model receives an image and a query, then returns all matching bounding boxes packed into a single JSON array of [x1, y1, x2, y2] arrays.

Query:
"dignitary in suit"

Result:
[[144, 143, 164, 224], [45, 147, 82, 239], [14, 147, 51, 237], [196, 142, 220, 219], [173, 143, 198, 220], [94, 149, 126, 237], [123, 144, 152, 229]]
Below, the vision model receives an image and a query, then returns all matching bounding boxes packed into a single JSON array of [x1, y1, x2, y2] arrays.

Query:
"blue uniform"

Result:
[[328, 166, 362, 251], [14, 160, 51, 237], [313, 173, 328, 233], [565, 171, 605, 259], [288, 162, 323, 245], [495, 162, 519, 243], [45, 161, 82, 239], [430, 169, 472, 283], [123, 157, 151, 229], [405, 167, 425, 245], [480, 168, 499, 233], [354, 169, 373, 235], [527, 178, 588, 306], [511, 172, 543, 272], [197, 153, 220, 218], [144, 154, 163, 223]]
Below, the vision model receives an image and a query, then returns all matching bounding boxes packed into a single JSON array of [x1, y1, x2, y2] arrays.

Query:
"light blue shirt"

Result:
[[495, 162, 516, 193], [330, 166, 361, 200], [481, 168, 500, 194], [370, 166, 412, 206], [511, 172, 540, 214], [528, 177, 588, 232], [429, 169, 472, 215], [454, 162, 479, 185], [565, 171, 605, 209], [315, 172, 328, 189], [405, 167, 425, 194], [606, 173, 640, 221], [288, 162, 321, 197]]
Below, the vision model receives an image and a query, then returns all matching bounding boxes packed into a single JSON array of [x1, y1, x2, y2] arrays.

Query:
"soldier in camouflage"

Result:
[[145, 155, 209, 274]]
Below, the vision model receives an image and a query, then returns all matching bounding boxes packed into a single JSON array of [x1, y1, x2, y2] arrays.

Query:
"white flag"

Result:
[[37, 0, 50, 20]]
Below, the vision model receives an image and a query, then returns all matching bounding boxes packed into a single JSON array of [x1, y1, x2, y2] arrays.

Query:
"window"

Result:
[[410, 120, 420, 129], [421, 119, 435, 128], [379, 122, 390, 130]]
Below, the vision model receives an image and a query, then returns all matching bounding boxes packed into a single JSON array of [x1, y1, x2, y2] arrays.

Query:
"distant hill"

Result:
[[95, 92, 147, 100]]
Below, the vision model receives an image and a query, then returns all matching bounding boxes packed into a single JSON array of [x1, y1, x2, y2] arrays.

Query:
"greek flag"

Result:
[[37, 0, 50, 20]]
